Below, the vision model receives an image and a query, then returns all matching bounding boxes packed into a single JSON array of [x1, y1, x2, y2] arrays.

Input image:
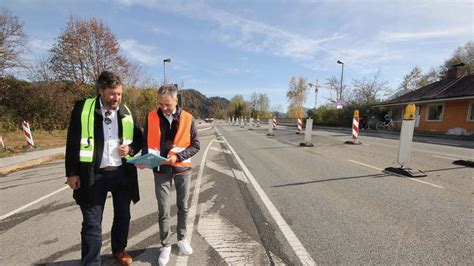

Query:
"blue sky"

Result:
[[4, 0, 473, 110]]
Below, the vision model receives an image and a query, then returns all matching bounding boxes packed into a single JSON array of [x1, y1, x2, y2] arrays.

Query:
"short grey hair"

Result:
[[157, 84, 178, 100]]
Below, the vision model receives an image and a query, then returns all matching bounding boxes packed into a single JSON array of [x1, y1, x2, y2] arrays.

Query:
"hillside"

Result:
[[179, 89, 229, 119]]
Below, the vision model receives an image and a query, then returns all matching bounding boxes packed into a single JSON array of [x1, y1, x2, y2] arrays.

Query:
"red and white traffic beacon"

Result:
[[344, 109, 362, 145], [384, 104, 426, 177]]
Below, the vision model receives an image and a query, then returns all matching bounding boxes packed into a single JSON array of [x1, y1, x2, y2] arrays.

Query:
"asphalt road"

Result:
[[0, 123, 472, 265]]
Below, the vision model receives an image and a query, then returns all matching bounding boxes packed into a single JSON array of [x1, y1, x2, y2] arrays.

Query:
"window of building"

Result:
[[468, 101, 474, 122], [426, 103, 444, 121]]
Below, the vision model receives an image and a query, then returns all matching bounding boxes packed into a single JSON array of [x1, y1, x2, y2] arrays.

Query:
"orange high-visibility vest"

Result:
[[147, 109, 193, 167]]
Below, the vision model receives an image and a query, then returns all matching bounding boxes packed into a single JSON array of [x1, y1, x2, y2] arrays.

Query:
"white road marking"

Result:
[[176, 139, 216, 265], [217, 129, 316, 265], [0, 186, 69, 220], [210, 146, 232, 154], [432, 155, 459, 161], [198, 200, 273, 264], [206, 160, 234, 178], [232, 168, 249, 183], [348, 160, 383, 171], [426, 141, 460, 146], [198, 126, 213, 132], [407, 178, 444, 189]]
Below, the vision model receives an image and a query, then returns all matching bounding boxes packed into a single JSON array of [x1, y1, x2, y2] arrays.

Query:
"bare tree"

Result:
[[351, 70, 389, 104], [0, 8, 27, 74], [325, 76, 349, 105], [49, 17, 130, 84], [27, 55, 55, 82]]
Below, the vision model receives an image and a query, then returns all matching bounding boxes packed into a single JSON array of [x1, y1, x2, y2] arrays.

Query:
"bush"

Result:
[[308, 102, 387, 127]]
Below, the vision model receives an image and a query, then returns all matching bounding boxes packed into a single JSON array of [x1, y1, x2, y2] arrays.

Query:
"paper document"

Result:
[[127, 153, 167, 169]]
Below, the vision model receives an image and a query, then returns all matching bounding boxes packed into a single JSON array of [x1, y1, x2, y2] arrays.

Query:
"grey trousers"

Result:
[[154, 171, 191, 247]]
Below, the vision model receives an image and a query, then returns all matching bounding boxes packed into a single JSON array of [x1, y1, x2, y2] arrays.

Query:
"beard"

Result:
[[103, 98, 121, 110]]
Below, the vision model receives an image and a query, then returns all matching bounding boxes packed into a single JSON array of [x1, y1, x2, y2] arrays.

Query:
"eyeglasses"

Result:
[[104, 111, 112, 125]]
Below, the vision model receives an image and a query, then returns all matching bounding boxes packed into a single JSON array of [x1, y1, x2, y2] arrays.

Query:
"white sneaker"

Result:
[[177, 239, 193, 255], [158, 246, 171, 266]]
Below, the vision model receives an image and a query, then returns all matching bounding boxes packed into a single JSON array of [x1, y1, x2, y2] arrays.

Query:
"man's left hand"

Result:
[[161, 155, 177, 165]]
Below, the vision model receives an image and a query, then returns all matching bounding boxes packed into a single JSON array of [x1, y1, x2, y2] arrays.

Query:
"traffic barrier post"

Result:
[[22, 121, 35, 147], [296, 117, 303, 134], [248, 118, 254, 130], [272, 117, 277, 130], [299, 118, 314, 147], [344, 110, 362, 145], [256, 117, 261, 127], [384, 104, 426, 177], [267, 118, 275, 136]]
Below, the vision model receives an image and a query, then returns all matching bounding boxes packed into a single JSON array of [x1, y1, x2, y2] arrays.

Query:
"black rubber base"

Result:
[[453, 160, 474, 167], [384, 167, 427, 177], [296, 131, 302, 134], [267, 133, 275, 136], [344, 140, 362, 145], [299, 142, 314, 147], [248, 128, 254, 130]]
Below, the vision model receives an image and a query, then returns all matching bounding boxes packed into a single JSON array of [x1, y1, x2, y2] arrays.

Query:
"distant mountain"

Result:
[[179, 89, 229, 119]]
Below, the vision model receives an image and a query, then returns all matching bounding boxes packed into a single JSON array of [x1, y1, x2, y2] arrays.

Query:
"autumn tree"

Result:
[[49, 17, 130, 84], [0, 8, 27, 75], [286, 76, 307, 118]]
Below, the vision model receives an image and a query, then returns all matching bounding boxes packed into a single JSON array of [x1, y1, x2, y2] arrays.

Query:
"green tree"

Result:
[[395, 66, 429, 96], [227, 94, 250, 119], [287, 76, 307, 118]]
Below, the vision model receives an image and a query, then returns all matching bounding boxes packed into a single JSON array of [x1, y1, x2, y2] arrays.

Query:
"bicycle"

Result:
[[376, 119, 393, 131]]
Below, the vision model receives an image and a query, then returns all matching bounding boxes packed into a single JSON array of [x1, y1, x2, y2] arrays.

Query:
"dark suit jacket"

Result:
[[65, 97, 143, 205]]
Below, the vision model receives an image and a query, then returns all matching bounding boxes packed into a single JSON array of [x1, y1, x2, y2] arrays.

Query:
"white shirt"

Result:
[[99, 99, 122, 168], [164, 109, 176, 128]]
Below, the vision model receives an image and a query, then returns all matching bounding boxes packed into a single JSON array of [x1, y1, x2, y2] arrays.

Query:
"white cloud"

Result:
[[120, 39, 162, 65], [116, 1, 342, 60], [378, 27, 472, 42]]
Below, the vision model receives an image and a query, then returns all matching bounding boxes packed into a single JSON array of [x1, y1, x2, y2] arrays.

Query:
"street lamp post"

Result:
[[308, 81, 319, 109], [337, 60, 344, 101], [163, 58, 171, 84]]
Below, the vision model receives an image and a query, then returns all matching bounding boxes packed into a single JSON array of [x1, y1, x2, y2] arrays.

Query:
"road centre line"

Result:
[[0, 186, 69, 220], [348, 160, 444, 189], [216, 129, 316, 265], [348, 160, 383, 171], [426, 141, 460, 146], [176, 138, 217, 265], [432, 155, 460, 161], [407, 178, 444, 189]]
